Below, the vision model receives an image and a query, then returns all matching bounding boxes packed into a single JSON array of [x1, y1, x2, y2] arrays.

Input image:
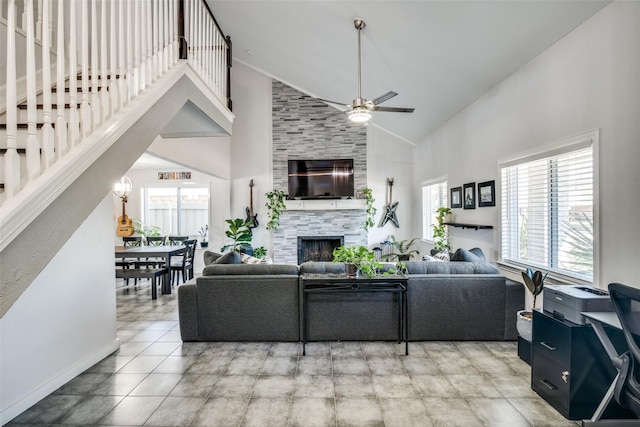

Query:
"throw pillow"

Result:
[[241, 253, 263, 264], [433, 249, 450, 261], [469, 247, 486, 262], [214, 251, 242, 264], [450, 248, 482, 263], [203, 250, 222, 265], [422, 255, 445, 262]]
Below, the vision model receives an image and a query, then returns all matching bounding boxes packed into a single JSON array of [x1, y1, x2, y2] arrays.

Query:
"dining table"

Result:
[[114, 245, 186, 294]]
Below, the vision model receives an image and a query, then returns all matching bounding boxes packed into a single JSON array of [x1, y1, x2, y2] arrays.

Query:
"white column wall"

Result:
[[412, 1, 640, 287], [0, 197, 118, 424]]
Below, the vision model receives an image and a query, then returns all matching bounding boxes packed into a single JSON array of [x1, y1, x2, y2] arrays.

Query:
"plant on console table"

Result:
[[333, 245, 378, 277], [221, 218, 252, 253], [516, 268, 547, 342], [432, 207, 452, 251], [265, 189, 286, 231]]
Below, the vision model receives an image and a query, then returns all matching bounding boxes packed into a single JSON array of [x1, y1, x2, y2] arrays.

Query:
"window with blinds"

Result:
[[500, 141, 594, 281], [422, 180, 448, 241]]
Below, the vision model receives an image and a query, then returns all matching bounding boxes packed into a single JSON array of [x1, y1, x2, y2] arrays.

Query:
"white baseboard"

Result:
[[0, 338, 120, 426]]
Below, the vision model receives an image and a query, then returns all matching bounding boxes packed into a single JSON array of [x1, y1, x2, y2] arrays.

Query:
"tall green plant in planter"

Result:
[[383, 235, 420, 261], [221, 218, 253, 252], [433, 207, 452, 251], [265, 189, 286, 231], [362, 187, 376, 232]]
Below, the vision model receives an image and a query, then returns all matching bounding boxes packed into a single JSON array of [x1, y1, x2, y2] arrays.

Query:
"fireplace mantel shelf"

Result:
[[285, 199, 366, 211]]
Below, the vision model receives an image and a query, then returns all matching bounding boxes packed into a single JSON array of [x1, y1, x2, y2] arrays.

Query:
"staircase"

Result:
[[0, 0, 233, 316]]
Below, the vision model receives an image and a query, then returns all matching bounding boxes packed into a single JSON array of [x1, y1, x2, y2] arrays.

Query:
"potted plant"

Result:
[[362, 187, 376, 232], [332, 245, 383, 278], [516, 268, 547, 342], [265, 189, 287, 231], [432, 207, 452, 251], [198, 225, 209, 248], [132, 219, 162, 243], [220, 218, 253, 253], [383, 235, 419, 261]]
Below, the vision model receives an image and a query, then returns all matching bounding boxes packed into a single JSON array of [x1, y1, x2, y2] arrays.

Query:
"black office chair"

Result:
[[608, 283, 640, 418]]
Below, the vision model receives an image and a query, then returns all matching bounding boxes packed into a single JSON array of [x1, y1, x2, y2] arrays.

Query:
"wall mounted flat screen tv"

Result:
[[288, 159, 354, 199]]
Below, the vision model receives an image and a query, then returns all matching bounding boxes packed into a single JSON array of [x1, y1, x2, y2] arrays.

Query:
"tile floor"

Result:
[[8, 279, 579, 427]]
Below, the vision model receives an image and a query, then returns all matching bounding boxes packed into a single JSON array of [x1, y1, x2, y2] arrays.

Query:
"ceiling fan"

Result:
[[317, 19, 415, 123]]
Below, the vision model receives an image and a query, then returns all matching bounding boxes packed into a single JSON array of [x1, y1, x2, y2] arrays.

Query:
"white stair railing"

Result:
[[1, 0, 232, 204]]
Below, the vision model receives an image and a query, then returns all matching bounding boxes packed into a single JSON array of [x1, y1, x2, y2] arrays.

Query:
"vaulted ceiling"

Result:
[[208, 0, 610, 144]]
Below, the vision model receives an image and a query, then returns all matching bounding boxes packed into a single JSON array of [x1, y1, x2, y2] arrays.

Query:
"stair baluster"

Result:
[[26, 0, 42, 181], [109, 0, 119, 117], [100, 0, 110, 120], [90, 0, 102, 127], [40, 0, 54, 168], [4, 0, 20, 199], [68, 0, 79, 147], [80, 1, 91, 138], [55, 0, 68, 158]]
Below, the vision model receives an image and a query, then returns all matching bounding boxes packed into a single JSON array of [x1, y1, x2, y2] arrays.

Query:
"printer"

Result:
[[543, 284, 613, 324]]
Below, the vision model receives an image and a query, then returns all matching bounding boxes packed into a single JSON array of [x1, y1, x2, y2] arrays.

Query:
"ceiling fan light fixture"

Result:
[[348, 108, 371, 123]]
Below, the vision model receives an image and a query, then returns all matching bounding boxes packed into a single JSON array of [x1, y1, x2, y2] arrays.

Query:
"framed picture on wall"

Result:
[[451, 187, 462, 208], [478, 180, 496, 207], [463, 183, 476, 209]]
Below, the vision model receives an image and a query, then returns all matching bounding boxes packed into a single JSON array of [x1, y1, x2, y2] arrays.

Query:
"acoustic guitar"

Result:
[[116, 196, 135, 237], [245, 179, 259, 232], [379, 178, 400, 228]]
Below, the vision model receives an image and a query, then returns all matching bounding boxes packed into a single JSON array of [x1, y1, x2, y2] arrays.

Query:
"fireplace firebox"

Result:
[[298, 236, 344, 264]]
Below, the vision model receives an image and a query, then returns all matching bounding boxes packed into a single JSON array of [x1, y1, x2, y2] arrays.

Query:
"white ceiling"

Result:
[[207, 0, 610, 144]]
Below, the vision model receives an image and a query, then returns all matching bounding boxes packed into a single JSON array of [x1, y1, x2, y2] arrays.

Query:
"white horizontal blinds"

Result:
[[422, 181, 448, 240], [501, 145, 593, 281]]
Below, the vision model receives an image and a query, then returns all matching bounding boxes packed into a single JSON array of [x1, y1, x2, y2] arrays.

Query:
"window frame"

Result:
[[498, 130, 600, 284], [421, 178, 448, 243], [142, 185, 210, 238]]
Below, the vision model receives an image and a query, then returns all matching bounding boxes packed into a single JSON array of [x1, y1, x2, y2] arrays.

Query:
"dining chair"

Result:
[[117, 236, 143, 287], [170, 239, 197, 285], [146, 236, 167, 246], [136, 236, 167, 270], [168, 236, 188, 246]]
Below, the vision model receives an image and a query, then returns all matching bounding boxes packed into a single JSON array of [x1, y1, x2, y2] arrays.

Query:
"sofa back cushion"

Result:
[[202, 264, 299, 276], [404, 261, 498, 275], [299, 262, 346, 275]]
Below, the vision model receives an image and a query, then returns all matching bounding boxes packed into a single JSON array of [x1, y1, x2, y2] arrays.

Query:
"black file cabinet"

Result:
[[531, 309, 629, 420]]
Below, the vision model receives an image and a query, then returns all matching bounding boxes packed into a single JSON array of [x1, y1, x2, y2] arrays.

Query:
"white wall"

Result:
[[0, 197, 119, 424], [367, 125, 415, 249], [412, 1, 640, 288], [228, 62, 274, 254]]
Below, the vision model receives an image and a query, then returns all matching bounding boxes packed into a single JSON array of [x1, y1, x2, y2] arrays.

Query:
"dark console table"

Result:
[[301, 273, 408, 356]]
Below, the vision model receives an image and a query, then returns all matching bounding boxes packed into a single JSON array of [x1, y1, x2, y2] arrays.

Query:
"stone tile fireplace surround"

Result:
[[272, 81, 368, 264]]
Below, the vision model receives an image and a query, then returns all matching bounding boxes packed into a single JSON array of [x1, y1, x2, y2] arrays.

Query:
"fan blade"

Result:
[[372, 106, 415, 113], [316, 97, 350, 108], [371, 91, 397, 105]]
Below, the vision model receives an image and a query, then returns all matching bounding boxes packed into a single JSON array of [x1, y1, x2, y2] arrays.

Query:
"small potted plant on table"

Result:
[[198, 225, 209, 248]]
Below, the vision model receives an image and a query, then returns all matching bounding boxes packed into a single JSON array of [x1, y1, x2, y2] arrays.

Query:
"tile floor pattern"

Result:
[[8, 280, 579, 427]]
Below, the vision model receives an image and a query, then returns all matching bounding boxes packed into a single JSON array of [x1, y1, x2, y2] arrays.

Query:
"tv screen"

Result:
[[288, 159, 354, 199]]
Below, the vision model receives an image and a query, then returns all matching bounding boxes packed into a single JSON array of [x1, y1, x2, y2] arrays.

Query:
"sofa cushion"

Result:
[[451, 248, 483, 262], [433, 249, 450, 261], [203, 250, 222, 265], [202, 263, 299, 276], [241, 253, 263, 264], [300, 262, 346, 275], [213, 251, 242, 265], [404, 261, 498, 275]]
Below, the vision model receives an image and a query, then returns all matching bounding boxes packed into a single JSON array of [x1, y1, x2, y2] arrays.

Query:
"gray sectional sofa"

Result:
[[178, 260, 524, 342]]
